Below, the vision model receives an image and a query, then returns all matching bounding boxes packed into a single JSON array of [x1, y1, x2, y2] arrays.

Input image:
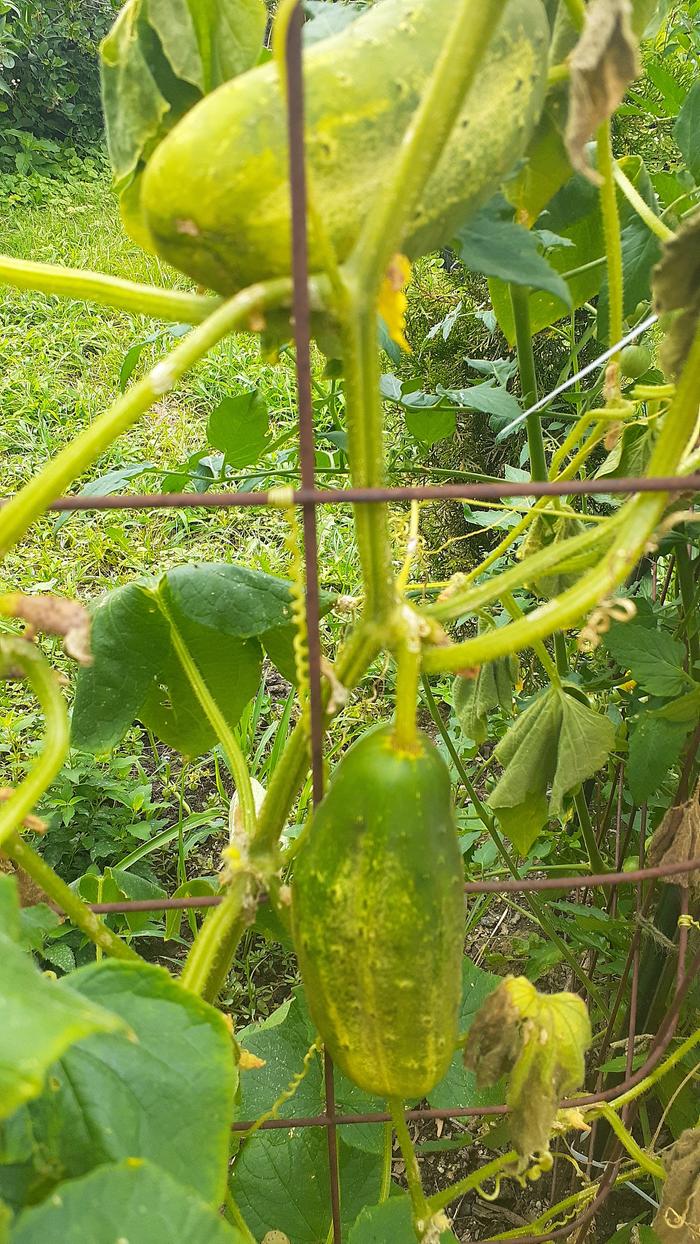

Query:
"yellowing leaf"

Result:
[[377, 255, 413, 354], [464, 977, 592, 1164]]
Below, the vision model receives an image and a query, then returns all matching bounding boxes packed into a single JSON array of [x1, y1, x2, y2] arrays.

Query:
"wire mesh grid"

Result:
[[12, 7, 699, 1241]]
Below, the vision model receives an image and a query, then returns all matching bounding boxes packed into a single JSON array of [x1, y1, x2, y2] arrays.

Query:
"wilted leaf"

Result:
[[566, 0, 641, 182], [519, 507, 586, 597], [453, 657, 517, 745], [653, 1127, 700, 1242], [647, 784, 700, 899], [488, 688, 615, 852], [464, 977, 591, 1163], [653, 207, 700, 378]]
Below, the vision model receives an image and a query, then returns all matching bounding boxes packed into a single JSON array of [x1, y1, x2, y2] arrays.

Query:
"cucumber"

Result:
[[292, 724, 464, 1100], [140, 0, 550, 294]]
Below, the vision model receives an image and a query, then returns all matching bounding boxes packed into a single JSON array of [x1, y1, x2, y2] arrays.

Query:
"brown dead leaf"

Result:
[[1, 593, 92, 665], [653, 207, 700, 378], [566, 0, 641, 183], [647, 783, 700, 899], [653, 1127, 700, 1242]]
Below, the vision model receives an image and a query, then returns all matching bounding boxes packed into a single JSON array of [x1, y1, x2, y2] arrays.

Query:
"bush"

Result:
[[0, 0, 118, 168]]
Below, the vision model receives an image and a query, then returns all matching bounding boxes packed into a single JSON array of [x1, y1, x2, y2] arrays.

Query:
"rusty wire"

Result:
[[9, 4, 698, 1240], [11, 472, 700, 511]]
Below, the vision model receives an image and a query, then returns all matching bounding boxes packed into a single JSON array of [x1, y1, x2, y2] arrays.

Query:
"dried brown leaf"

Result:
[[653, 207, 700, 378], [647, 783, 700, 899], [566, 0, 641, 183], [653, 1127, 700, 1242], [2, 593, 92, 665]]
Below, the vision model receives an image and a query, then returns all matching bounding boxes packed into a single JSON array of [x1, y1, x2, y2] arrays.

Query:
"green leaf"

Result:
[[100, 0, 265, 188], [29, 961, 235, 1205], [72, 564, 299, 758], [404, 406, 456, 445], [454, 202, 571, 304], [489, 186, 604, 342], [627, 714, 692, 803], [453, 653, 516, 744], [72, 582, 167, 753], [675, 79, 700, 182], [438, 382, 523, 433], [208, 390, 270, 469], [238, 995, 323, 1123], [0, 933, 124, 1121], [348, 1195, 458, 1242], [605, 622, 688, 696], [428, 959, 504, 1111], [488, 689, 615, 851], [164, 563, 294, 638], [233, 1132, 382, 1244], [464, 977, 591, 1162], [10, 1159, 245, 1244]]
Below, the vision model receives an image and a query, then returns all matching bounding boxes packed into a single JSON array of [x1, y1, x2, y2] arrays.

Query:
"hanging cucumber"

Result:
[[139, 0, 550, 294], [292, 724, 464, 1100]]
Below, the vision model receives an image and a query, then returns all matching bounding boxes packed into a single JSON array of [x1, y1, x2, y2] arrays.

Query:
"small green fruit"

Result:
[[619, 343, 652, 379]]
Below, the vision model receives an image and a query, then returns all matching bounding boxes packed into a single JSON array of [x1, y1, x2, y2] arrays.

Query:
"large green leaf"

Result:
[[488, 688, 615, 852], [348, 1195, 457, 1242], [627, 714, 692, 803], [9, 1159, 245, 1244], [233, 1131, 382, 1243], [489, 173, 605, 342], [604, 622, 689, 697], [0, 932, 124, 1122], [207, 390, 271, 470], [454, 201, 571, 304], [101, 0, 266, 188], [72, 563, 300, 758], [30, 961, 236, 1205]]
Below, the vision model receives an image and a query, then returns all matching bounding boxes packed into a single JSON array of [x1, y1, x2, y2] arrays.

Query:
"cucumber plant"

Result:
[[0, 0, 699, 1240]]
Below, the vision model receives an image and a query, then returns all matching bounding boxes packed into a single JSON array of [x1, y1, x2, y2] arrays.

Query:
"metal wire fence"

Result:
[[11, 6, 700, 1240]]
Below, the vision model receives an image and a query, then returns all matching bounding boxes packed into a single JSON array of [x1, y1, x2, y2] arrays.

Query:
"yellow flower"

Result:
[[377, 254, 412, 353]]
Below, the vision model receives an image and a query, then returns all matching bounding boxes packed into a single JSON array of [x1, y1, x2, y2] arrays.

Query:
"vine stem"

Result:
[[3, 833, 140, 962], [594, 1103, 666, 1179], [561, 0, 586, 30], [388, 1098, 431, 1230], [393, 615, 422, 753], [427, 1149, 519, 1214], [349, 0, 508, 294], [0, 253, 221, 323], [510, 285, 548, 482], [0, 278, 296, 559], [0, 639, 68, 851], [597, 120, 624, 359], [613, 164, 674, 243]]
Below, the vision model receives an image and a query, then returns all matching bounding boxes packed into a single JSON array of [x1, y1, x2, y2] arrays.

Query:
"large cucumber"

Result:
[[291, 725, 464, 1100], [140, 0, 550, 294]]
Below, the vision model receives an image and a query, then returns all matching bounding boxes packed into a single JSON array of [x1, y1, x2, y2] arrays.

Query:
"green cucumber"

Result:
[[292, 724, 464, 1100], [140, 0, 550, 294]]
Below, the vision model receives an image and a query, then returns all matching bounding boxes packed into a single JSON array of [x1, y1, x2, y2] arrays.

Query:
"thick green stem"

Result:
[[0, 279, 294, 559], [676, 540, 700, 671], [573, 788, 607, 875], [393, 626, 422, 753], [428, 1150, 518, 1214], [179, 876, 251, 1001], [0, 253, 221, 323], [613, 165, 674, 243], [162, 602, 257, 837], [561, 0, 586, 29], [341, 309, 395, 621], [3, 833, 140, 961], [388, 1098, 431, 1230], [510, 285, 548, 482], [0, 639, 68, 850], [350, 0, 508, 293], [598, 120, 624, 357]]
